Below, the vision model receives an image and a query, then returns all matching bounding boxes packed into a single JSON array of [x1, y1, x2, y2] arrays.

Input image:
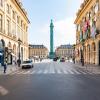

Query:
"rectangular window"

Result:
[[0, 0, 3, 7], [6, 4, 10, 14], [12, 22, 16, 35], [12, 11, 15, 20], [21, 20, 23, 27], [0, 14, 2, 32], [17, 16, 19, 24], [17, 26, 20, 38], [7, 20, 10, 34], [23, 23, 25, 30], [89, 12, 91, 20], [76, 25, 80, 31], [94, 2, 99, 14], [26, 26, 28, 32]]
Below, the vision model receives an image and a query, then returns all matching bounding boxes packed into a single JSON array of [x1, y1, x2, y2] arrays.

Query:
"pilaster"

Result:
[[95, 40, 99, 65]]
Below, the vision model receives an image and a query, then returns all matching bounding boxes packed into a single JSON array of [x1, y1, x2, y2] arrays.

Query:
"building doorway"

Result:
[[92, 43, 96, 64], [87, 45, 90, 64], [0, 39, 5, 65], [99, 41, 100, 65]]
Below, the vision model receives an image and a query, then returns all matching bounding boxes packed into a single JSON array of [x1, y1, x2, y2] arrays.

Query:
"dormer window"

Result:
[[94, 2, 99, 14]]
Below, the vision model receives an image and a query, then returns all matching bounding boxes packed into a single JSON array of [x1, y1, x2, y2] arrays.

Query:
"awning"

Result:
[[0, 53, 3, 56]]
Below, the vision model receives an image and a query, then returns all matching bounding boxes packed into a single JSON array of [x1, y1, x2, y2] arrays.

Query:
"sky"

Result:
[[21, 0, 83, 50]]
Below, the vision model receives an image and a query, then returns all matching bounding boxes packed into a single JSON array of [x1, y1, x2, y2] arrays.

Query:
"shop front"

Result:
[[0, 40, 5, 66], [99, 41, 100, 65]]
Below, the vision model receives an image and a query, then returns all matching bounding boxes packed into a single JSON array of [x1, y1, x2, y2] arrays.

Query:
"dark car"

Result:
[[21, 60, 34, 69], [60, 57, 65, 62], [53, 57, 57, 61], [53, 57, 59, 61]]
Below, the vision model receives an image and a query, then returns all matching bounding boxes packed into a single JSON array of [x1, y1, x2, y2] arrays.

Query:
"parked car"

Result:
[[60, 57, 65, 62], [21, 60, 34, 69]]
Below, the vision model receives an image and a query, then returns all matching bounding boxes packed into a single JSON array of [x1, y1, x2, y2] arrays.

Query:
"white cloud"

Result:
[[39, 17, 76, 50]]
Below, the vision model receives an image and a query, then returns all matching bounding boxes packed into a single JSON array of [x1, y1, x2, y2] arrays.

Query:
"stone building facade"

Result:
[[74, 0, 100, 65], [0, 0, 29, 65], [55, 45, 74, 59], [29, 45, 49, 59]]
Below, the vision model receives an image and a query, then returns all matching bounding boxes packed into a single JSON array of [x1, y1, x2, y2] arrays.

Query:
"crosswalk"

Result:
[[9, 68, 95, 75]]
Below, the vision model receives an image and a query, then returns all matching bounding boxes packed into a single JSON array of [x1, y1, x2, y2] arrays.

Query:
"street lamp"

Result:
[[17, 38, 22, 67], [72, 44, 75, 64], [81, 41, 84, 66]]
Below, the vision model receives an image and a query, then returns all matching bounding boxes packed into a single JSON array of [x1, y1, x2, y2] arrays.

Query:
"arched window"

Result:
[[87, 44, 90, 63]]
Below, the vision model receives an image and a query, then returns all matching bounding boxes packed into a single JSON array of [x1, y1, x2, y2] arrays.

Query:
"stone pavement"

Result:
[[74, 62, 100, 74], [0, 65, 20, 75]]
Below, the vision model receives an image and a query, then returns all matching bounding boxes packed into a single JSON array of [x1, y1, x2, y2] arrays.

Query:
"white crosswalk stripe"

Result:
[[9, 68, 91, 75], [72, 69, 81, 74], [78, 70, 87, 74], [23, 70, 31, 74], [10, 70, 22, 75], [37, 70, 42, 74], [63, 70, 68, 74], [50, 67, 55, 74], [42, 69, 47, 74], [57, 69, 62, 74], [67, 70, 74, 74], [17, 71, 25, 74], [30, 70, 36, 74]]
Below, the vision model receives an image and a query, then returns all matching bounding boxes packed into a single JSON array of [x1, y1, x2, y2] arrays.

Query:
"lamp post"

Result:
[[81, 41, 84, 66], [18, 38, 22, 67], [72, 44, 75, 64]]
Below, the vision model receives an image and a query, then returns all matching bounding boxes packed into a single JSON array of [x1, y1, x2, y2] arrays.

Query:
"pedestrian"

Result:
[[73, 57, 75, 64], [17, 59, 21, 67], [4, 58, 7, 73], [4, 63, 7, 73]]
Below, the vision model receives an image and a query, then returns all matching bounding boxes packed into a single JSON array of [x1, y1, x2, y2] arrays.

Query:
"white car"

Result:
[[21, 60, 34, 69]]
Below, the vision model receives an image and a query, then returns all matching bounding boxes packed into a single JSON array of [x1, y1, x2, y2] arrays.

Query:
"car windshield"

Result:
[[23, 60, 32, 64]]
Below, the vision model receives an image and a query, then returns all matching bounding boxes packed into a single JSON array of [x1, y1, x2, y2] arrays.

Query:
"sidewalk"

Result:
[[74, 62, 100, 74], [0, 65, 20, 75]]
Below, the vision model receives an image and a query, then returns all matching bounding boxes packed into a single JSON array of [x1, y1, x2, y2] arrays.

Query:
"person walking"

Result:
[[4, 58, 7, 73], [17, 59, 21, 67]]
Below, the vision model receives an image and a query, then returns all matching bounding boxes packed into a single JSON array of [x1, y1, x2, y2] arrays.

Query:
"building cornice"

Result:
[[13, 0, 30, 24], [74, 0, 93, 24]]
